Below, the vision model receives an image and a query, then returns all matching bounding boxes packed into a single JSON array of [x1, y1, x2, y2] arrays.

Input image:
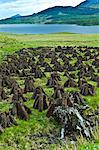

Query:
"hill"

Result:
[[78, 0, 99, 8], [11, 14, 21, 19], [0, 0, 99, 25]]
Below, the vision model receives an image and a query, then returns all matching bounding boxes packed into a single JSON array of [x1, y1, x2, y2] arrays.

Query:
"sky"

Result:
[[0, 0, 86, 19]]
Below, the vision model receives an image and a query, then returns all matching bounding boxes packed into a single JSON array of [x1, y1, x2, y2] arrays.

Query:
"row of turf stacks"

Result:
[[0, 46, 99, 140]]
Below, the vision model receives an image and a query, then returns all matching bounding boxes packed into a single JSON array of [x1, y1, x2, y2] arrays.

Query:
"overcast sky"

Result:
[[0, 0, 86, 19]]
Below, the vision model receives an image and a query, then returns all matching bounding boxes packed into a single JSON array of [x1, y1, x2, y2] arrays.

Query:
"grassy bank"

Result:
[[0, 32, 99, 61], [0, 33, 99, 150]]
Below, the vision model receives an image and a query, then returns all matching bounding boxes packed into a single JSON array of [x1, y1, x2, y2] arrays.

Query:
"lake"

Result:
[[0, 24, 99, 34]]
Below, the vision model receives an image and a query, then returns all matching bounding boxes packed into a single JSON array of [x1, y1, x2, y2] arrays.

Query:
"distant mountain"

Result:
[[11, 14, 21, 19], [78, 0, 99, 8], [0, 0, 99, 25]]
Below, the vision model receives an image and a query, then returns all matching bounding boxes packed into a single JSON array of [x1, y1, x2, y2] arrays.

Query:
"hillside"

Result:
[[0, 0, 99, 25], [78, 0, 99, 8]]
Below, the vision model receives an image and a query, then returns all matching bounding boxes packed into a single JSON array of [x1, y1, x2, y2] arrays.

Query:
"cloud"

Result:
[[0, 0, 86, 19], [0, 0, 15, 4]]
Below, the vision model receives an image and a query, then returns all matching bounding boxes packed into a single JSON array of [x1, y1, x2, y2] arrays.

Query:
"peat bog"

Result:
[[0, 44, 99, 149]]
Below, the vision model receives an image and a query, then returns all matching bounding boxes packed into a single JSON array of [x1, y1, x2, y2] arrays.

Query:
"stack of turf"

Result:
[[0, 46, 98, 142]]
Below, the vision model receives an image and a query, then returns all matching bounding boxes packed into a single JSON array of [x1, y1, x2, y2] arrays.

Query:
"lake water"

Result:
[[0, 24, 99, 34]]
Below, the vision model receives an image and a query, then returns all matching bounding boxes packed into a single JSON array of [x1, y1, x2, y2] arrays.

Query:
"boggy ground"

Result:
[[0, 33, 99, 150]]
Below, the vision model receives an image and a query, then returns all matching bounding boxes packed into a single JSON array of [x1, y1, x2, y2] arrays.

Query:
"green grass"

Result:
[[0, 32, 99, 150], [0, 32, 99, 61]]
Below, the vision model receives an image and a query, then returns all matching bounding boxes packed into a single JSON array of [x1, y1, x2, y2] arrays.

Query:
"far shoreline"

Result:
[[0, 23, 99, 26]]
